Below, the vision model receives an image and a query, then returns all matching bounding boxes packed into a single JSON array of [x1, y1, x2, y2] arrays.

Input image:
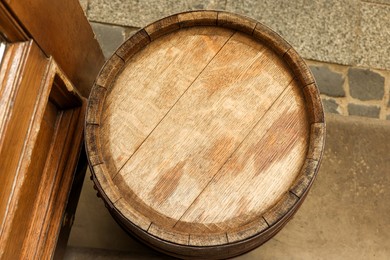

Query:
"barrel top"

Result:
[[85, 11, 325, 249]]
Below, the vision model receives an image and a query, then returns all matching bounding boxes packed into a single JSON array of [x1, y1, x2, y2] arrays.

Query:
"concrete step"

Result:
[[66, 114, 390, 259]]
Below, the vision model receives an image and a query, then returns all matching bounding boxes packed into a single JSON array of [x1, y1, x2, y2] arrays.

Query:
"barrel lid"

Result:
[[85, 11, 325, 258]]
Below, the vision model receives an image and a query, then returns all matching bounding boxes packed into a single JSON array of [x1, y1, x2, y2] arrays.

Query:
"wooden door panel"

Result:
[[0, 40, 86, 259], [0, 41, 49, 228], [1, 0, 105, 96]]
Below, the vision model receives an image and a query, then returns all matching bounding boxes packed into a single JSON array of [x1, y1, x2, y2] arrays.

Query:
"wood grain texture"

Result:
[[0, 3, 28, 41], [290, 159, 319, 198], [101, 27, 234, 175], [86, 11, 325, 259], [115, 32, 296, 230], [178, 10, 217, 27], [307, 123, 325, 160], [145, 14, 181, 41], [0, 41, 48, 234], [263, 192, 298, 227], [2, 0, 104, 96], [303, 83, 325, 123], [0, 41, 85, 259], [116, 29, 150, 62], [175, 80, 308, 234], [218, 12, 257, 35], [253, 22, 291, 57], [95, 54, 124, 89], [284, 48, 315, 87]]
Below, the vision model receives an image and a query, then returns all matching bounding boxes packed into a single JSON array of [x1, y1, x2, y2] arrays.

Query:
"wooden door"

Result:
[[0, 0, 104, 259]]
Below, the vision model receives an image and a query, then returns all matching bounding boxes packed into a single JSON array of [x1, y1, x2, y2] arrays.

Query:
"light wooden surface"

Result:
[[86, 11, 325, 259]]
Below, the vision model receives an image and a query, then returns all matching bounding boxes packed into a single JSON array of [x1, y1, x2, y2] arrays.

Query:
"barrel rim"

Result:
[[84, 10, 325, 258]]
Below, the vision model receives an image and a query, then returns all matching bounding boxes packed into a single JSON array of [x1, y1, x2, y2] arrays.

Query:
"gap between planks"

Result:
[[112, 31, 236, 181], [172, 77, 296, 227]]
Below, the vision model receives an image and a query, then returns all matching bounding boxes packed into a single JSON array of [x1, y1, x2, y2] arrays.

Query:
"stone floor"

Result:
[[81, 0, 390, 71], [66, 114, 390, 259]]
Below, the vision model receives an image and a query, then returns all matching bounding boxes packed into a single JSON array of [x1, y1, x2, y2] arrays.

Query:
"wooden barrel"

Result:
[[85, 11, 325, 259]]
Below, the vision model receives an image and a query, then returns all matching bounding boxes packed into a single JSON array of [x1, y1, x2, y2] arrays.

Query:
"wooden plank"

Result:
[[175, 80, 308, 233], [178, 10, 218, 28], [2, 100, 58, 260], [116, 31, 295, 230], [263, 192, 299, 227], [0, 41, 48, 243], [227, 217, 268, 243], [39, 104, 85, 260], [148, 224, 189, 245], [86, 86, 106, 125], [52, 146, 88, 260], [189, 233, 228, 247], [92, 164, 121, 207], [303, 83, 325, 123], [307, 123, 325, 160], [290, 159, 319, 198], [0, 45, 86, 258], [2, 0, 105, 96], [100, 27, 234, 175], [21, 108, 74, 260], [218, 12, 257, 35], [116, 29, 150, 62], [85, 124, 103, 166], [95, 54, 124, 89], [284, 48, 315, 87], [145, 14, 181, 40], [253, 22, 291, 57]]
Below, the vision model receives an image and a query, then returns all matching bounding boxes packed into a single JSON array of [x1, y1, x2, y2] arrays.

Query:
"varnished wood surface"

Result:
[[1, 0, 104, 96], [86, 11, 325, 259], [0, 41, 85, 259]]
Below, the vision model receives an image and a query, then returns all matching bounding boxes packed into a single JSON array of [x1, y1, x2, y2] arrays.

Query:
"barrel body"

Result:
[[85, 10, 325, 259]]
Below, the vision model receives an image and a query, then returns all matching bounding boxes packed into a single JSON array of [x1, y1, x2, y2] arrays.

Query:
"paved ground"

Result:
[[81, 0, 390, 71], [66, 114, 390, 259]]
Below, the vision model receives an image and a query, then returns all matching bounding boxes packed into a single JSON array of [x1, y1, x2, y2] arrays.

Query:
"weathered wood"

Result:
[[307, 123, 326, 160], [100, 26, 233, 174], [253, 22, 291, 56], [86, 86, 106, 125], [86, 11, 325, 259], [218, 12, 257, 35], [290, 159, 320, 198], [116, 29, 150, 62], [145, 14, 181, 40], [284, 48, 315, 87], [263, 192, 299, 227], [303, 83, 325, 123], [178, 10, 217, 27], [95, 54, 124, 89]]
